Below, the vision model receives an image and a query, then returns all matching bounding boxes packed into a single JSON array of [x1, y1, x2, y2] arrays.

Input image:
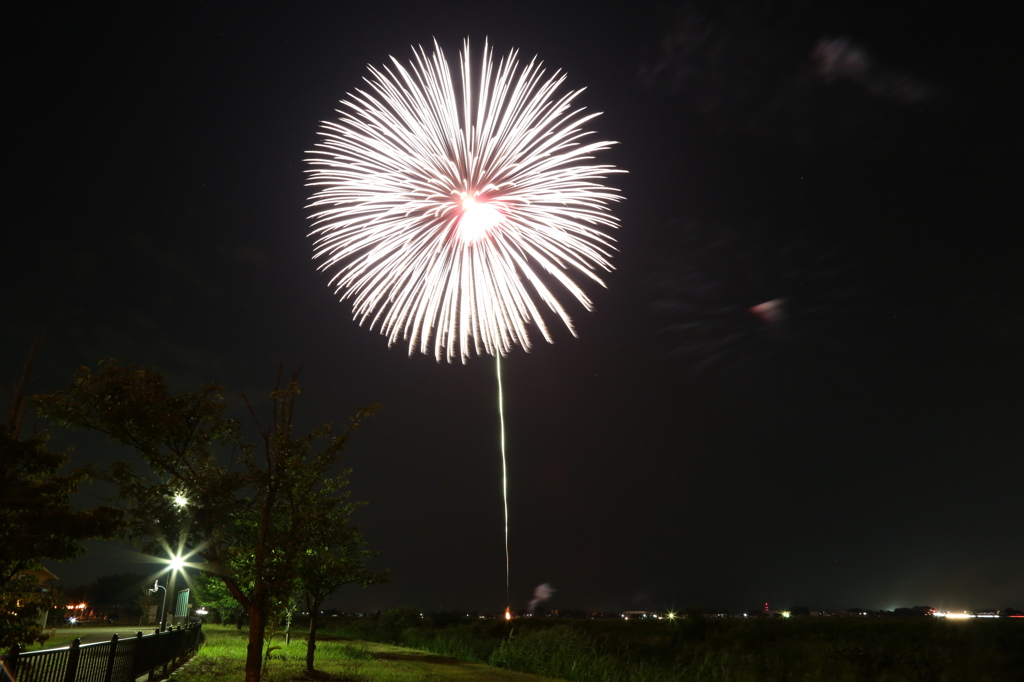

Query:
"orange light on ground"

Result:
[[505, 608, 512, 621]]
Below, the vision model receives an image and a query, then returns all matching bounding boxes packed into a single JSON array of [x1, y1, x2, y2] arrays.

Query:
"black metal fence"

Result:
[[3, 623, 202, 682]]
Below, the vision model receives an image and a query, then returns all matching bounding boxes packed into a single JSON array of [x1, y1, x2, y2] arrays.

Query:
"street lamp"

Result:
[[149, 580, 167, 631]]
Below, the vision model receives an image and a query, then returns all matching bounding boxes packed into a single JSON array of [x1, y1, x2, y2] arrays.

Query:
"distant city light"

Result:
[[781, 611, 791, 618], [931, 611, 1003, 620]]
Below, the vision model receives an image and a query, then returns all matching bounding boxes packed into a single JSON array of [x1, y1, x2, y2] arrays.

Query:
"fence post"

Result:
[[62, 638, 82, 682], [148, 630, 159, 681], [130, 631, 143, 680], [103, 633, 119, 682], [6, 644, 21, 678], [162, 629, 175, 676]]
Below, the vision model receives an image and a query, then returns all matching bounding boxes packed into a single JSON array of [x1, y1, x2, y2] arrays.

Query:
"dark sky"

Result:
[[4, 1, 1022, 615]]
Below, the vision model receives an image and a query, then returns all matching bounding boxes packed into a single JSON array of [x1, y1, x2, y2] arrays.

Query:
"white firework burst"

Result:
[[306, 38, 623, 362]]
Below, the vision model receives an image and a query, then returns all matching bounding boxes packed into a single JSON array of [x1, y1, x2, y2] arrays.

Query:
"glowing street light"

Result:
[[173, 494, 188, 508], [168, 554, 185, 572], [146, 549, 188, 630]]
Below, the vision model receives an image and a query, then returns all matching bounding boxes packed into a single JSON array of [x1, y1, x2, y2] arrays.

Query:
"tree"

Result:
[[191, 571, 245, 626], [86, 572, 150, 616], [296, 508, 389, 671], [36, 361, 379, 682], [0, 350, 122, 649], [134, 585, 159, 626]]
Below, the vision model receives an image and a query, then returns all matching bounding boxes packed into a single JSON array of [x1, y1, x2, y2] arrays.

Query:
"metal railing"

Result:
[[3, 623, 202, 682]]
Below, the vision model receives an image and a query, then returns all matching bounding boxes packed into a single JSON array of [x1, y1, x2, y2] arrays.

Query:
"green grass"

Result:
[[170, 625, 566, 682]]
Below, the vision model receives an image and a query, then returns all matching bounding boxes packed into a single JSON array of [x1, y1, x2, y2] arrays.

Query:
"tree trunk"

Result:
[[245, 607, 267, 682], [306, 599, 321, 672]]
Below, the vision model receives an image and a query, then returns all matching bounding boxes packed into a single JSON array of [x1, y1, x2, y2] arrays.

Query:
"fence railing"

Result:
[[3, 623, 202, 682]]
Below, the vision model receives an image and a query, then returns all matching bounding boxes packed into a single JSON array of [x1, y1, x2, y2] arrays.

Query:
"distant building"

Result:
[[620, 611, 659, 620], [14, 565, 59, 629]]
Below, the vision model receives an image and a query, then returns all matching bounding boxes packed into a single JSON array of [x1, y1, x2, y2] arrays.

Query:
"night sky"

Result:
[[4, 1, 1022, 615]]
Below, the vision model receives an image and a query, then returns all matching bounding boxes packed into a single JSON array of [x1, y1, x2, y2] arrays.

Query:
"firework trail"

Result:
[[306, 39, 622, 613], [651, 220, 882, 407]]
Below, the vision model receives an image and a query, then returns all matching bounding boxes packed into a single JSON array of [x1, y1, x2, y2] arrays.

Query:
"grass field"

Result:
[[24, 615, 1024, 681], [317, 610, 1024, 682], [170, 625, 565, 682]]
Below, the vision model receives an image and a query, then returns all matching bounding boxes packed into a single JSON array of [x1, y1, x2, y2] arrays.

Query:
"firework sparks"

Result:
[[306, 38, 623, 362], [306, 37, 622, 618]]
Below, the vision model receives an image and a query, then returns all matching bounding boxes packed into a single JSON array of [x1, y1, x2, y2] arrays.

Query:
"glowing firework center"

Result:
[[458, 195, 503, 243]]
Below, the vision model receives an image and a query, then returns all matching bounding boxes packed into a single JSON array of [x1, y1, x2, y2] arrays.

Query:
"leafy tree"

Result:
[[297, 509, 389, 671], [0, 351, 122, 649], [191, 571, 245, 626], [36, 361, 378, 682]]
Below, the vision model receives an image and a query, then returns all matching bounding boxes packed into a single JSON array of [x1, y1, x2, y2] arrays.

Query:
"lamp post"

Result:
[[165, 494, 189, 629], [150, 493, 190, 630], [148, 581, 167, 631]]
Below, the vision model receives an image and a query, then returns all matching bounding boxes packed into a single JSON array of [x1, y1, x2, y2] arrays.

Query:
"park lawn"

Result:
[[172, 625, 565, 682]]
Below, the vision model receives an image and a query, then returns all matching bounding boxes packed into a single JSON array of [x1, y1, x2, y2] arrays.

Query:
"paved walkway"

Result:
[[40, 626, 163, 649]]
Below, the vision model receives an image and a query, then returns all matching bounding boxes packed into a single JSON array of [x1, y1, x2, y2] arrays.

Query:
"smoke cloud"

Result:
[[528, 583, 555, 613]]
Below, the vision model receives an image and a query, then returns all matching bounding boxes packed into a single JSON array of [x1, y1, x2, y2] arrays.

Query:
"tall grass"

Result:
[[320, 612, 1024, 682]]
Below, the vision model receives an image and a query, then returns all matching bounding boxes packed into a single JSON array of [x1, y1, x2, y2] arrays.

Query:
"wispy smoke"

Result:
[[528, 583, 555, 613], [812, 37, 931, 103], [641, 4, 938, 148]]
